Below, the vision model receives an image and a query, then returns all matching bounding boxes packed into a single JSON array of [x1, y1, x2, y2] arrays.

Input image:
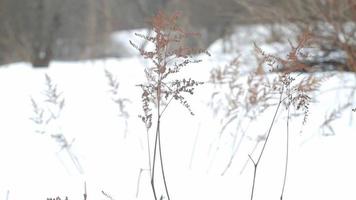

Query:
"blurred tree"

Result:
[[0, 0, 253, 66]]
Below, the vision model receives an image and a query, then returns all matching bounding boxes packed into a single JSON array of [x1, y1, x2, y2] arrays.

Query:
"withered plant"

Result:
[[130, 11, 209, 200], [211, 32, 328, 199], [30, 74, 83, 174], [248, 32, 325, 200]]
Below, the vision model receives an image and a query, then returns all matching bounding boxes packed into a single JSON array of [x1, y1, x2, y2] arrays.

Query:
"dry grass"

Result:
[[104, 68, 130, 137], [130, 11, 209, 200], [210, 32, 334, 199], [30, 74, 83, 174], [23, 7, 356, 200]]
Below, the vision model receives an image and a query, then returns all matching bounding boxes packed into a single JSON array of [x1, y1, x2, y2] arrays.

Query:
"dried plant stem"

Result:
[[65, 148, 83, 174], [248, 154, 257, 200], [258, 90, 283, 163], [83, 182, 87, 200], [147, 128, 152, 177], [151, 120, 170, 200], [249, 88, 284, 200], [221, 119, 251, 176], [158, 125, 170, 200], [136, 168, 150, 198], [158, 77, 171, 200], [280, 107, 290, 200], [151, 120, 159, 200], [150, 80, 170, 200]]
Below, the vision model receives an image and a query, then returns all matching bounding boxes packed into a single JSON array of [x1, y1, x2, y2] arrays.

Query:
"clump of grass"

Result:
[[30, 74, 83, 174], [130, 11, 209, 200]]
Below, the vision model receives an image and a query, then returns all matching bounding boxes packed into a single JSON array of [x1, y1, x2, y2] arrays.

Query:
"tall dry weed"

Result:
[[130, 11, 209, 200], [211, 32, 329, 199]]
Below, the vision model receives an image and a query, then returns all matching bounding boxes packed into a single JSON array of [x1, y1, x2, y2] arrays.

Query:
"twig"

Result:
[[240, 139, 259, 175], [66, 148, 84, 174]]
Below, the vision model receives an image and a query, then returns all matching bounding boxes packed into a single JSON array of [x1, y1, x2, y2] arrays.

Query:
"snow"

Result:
[[0, 25, 356, 200]]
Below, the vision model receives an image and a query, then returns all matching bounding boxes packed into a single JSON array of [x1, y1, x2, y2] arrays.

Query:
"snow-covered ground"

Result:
[[0, 25, 355, 200]]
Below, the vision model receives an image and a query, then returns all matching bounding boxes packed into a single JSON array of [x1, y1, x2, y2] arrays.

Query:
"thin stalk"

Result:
[[280, 106, 290, 200], [158, 124, 171, 200], [150, 119, 159, 200], [249, 88, 284, 200], [221, 119, 251, 176], [240, 140, 259, 175], [160, 96, 174, 117], [151, 76, 170, 200], [157, 61, 171, 199], [256, 88, 284, 164], [248, 155, 257, 200], [136, 168, 150, 198], [146, 128, 152, 177]]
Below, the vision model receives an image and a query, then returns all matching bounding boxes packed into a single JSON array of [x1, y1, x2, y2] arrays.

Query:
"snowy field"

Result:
[[0, 25, 355, 200]]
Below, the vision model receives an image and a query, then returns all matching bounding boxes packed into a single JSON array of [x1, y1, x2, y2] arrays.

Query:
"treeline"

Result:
[[0, 0, 354, 70], [0, 0, 240, 66]]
